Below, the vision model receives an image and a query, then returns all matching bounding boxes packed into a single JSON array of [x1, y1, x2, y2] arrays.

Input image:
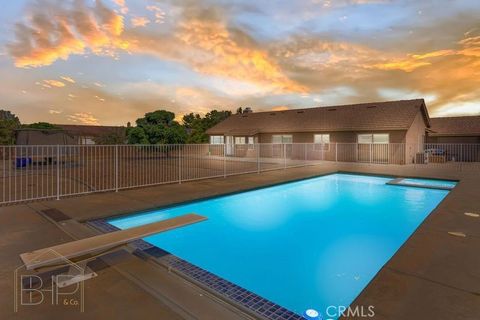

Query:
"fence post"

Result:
[[56, 145, 60, 200], [369, 143, 372, 164], [284, 143, 287, 169], [115, 145, 119, 192], [387, 144, 390, 164], [178, 145, 182, 184], [460, 144, 463, 172], [223, 143, 226, 178], [335, 143, 338, 162], [257, 143, 260, 173], [304, 143, 307, 164]]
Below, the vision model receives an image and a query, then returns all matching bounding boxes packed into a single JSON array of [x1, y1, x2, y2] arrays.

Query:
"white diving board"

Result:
[[19, 213, 207, 287]]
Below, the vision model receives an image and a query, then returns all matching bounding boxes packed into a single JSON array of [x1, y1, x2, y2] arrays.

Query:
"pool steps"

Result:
[[386, 178, 454, 190]]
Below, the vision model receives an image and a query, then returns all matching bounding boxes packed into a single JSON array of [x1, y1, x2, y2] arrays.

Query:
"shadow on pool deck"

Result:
[[1, 163, 479, 319]]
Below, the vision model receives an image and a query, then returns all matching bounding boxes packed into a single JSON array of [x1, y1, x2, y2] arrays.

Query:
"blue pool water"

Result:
[[400, 178, 457, 189], [108, 174, 451, 317]]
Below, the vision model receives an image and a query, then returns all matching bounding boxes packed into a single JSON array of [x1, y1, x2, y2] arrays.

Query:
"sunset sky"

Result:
[[0, 0, 479, 126]]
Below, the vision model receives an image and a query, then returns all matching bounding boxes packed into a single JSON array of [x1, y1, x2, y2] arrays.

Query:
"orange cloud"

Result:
[[373, 37, 480, 72], [131, 17, 150, 27], [8, 1, 302, 95], [459, 36, 480, 57], [43, 80, 66, 87], [48, 109, 62, 114], [146, 5, 165, 24], [60, 76, 75, 83], [67, 112, 100, 125], [177, 20, 306, 93], [112, 0, 128, 14], [8, 0, 129, 68], [373, 59, 431, 72]]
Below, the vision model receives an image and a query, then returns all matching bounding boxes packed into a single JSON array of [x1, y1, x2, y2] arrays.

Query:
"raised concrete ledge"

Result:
[[386, 177, 455, 191]]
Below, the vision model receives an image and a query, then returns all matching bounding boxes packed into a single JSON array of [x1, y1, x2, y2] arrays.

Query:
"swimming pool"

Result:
[[107, 173, 451, 318]]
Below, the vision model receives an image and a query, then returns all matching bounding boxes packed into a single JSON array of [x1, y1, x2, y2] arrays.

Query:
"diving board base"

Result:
[[53, 261, 97, 288]]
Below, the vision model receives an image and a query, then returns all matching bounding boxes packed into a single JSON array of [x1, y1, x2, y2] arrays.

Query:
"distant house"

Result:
[[56, 124, 126, 145], [15, 129, 75, 145], [427, 116, 480, 143], [15, 125, 126, 145], [207, 99, 430, 163]]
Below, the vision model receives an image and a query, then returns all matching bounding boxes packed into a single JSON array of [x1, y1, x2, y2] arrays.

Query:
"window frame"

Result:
[[357, 133, 390, 144], [313, 134, 330, 150], [234, 136, 246, 145], [247, 136, 255, 149], [272, 134, 293, 144], [209, 135, 225, 144]]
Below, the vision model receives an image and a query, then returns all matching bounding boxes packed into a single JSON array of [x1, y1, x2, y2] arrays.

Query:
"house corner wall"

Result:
[[405, 112, 427, 164]]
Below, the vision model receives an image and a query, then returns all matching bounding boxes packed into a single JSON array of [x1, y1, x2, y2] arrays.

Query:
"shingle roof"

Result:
[[429, 116, 480, 136], [56, 124, 126, 137], [207, 99, 429, 135], [15, 130, 75, 145]]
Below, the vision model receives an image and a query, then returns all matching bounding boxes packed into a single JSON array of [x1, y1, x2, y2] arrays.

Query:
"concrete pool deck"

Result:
[[1, 163, 479, 319]]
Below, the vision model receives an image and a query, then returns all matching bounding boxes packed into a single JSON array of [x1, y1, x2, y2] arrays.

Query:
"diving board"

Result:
[[20, 213, 206, 287]]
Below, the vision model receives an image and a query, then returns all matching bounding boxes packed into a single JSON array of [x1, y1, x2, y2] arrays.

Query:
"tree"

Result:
[[24, 122, 60, 130], [127, 110, 187, 144], [127, 127, 149, 144], [182, 110, 232, 143], [203, 110, 231, 129], [182, 113, 202, 130], [0, 110, 20, 145], [94, 131, 126, 145]]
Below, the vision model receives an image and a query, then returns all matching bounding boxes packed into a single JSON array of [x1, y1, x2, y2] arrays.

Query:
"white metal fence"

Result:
[[1, 143, 479, 205]]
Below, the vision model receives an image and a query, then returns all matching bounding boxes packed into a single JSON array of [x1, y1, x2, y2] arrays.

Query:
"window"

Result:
[[358, 134, 373, 144], [247, 137, 255, 149], [235, 137, 246, 144], [314, 134, 330, 150], [314, 134, 330, 144], [357, 133, 389, 144], [272, 135, 293, 144], [81, 137, 96, 145], [210, 135, 224, 144], [374, 134, 389, 144], [272, 135, 282, 144]]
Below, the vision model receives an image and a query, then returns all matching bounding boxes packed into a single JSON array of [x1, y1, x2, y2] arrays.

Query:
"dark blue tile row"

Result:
[[88, 219, 304, 320]]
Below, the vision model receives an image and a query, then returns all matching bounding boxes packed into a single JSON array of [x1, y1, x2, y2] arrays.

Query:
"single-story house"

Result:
[[206, 99, 430, 164], [427, 116, 480, 143], [426, 116, 480, 162], [56, 124, 126, 145], [15, 128, 76, 145], [15, 125, 126, 145]]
